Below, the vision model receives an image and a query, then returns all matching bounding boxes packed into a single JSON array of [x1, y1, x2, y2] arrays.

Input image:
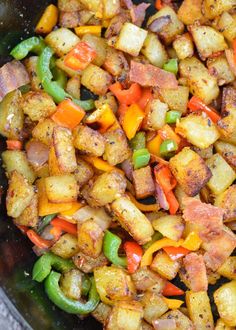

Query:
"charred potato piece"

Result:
[[159, 85, 189, 114], [58, 0, 83, 11], [215, 185, 236, 221], [94, 92, 118, 114], [131, 267, 166, 292], [152, 215, 184, 241], [217, 11, 236, 43], [73, 251, 108, 273], [14, 193, 38, 227], [32, 119, 57, 146], [202, 0, 236, 20], [214, 141, 236, 170], [51, 233, 79, 258], [45, 28, 80, 56], [150, 250, 180, 280], [141, 291, 168, 324], [65, 76, 81, 99], [24, 56, 41, 91], [207, 55, 234, 86], [141, 32, 168, 68], [173, 33, 194, 60], [92, 302, 111, 326], [217, 257, 236, 280], [59, 11, 80, 28], [103, 47, 129, 77], [45, 174, 77, 203], [132, 166, 155, 199], [143, 99, 168, 130], [82, 34, 107, 67], [178, 0, 206, 25], [74, 158, 94, 186], [160, 310, 194, 330]]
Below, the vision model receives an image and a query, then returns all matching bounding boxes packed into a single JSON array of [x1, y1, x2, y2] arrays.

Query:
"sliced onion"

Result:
[[155, 182, 169, 211], [148, 15, 172, 33], [121, 158, 133, 181], [73, 206, 111, 231], [26, 140, 49, 167], [153, 319, 177, 330]]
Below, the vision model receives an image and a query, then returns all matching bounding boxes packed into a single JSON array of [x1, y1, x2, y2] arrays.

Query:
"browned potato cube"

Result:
[[51, 233, 79, 258], [215, 185, 236, 221], [24, 56, 41, 91], [65, 76, 81, 99], [207, 55, 235, 86], [103, 128, 131, 166], [143, 99, 168, 130], [95, 92, 118, 114], [202, 0, 235, 20], [53, 127, 77, 173], [131, 267, 166, 292], [81, 64, 112, 96], [103, 47, 129, 76], [150, 250, 180, 280], [159, 86, 189, 114], [14, 193, 38, 227], [82, 34, 107, 67], [92, 302, 112, 326], [217, 11, 236, 43], [74, 157, 94, 186], [141, 32, 168, 68], [217, 257, 236, 280], [141, 291, 168, 324], [132, 166, 155, 199], [73, 125, 105, 157], [73, 251, 108, 273], [160, 310, 194, 330], [152, 215, 184, 241], [178, 0, 206, 25], [59, 11, 80, 28], [60, 269, 82, 300], [173, 33, 194, 60], [77, 219, 104, 258], [45, 175, 77, 203], [169, 147, 212, 196], [45, 28, 80, 56], [32, 119, 57, 146], [214, 141, 236, 171], [58, 0, 83, 11]]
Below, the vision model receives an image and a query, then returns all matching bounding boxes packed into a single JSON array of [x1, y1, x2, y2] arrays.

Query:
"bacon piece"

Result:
[[130, 3, 150, 27], [129, 61, 178, 89], [0, 60, 30, 102], [182, 253, 208, 291]]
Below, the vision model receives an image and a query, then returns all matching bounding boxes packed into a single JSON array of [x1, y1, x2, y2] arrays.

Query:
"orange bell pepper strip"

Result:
[[49, 226, 63, 241], [159, 124, 181, 145], [51, 218, 77, 236], [155, 0, 163, 10], [127, 192, 159, 212], [163, 246, 190, 260], [165, 190, 179, 215], [137, 88, 153, 110], [188, 96, 221, 123], [147, 134, 162, 156], [35, 4, 58, 34], [51, 99, 85, 130], [122, 103, 145, 140], [81, 155, 123, 174], [85, 104, 116, 133], [124, 241, 143, 274], [75, 26, 102, 37], [162, 282, 184, 296], [48, 146, 63, 176], [64, 42, 96, 71], [109, 82, 142, 105], [27, 229, 52, 249], [6, 140, 22, 150], [163, 297, 184, 309]]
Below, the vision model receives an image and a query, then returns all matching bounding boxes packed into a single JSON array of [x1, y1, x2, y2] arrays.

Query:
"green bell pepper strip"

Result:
[[82, 275, 91, 296], [10, 36, 46, 60], [166, 111, 181, 124], [160, 139, 178, 158], [130, 131, 146, 151], [52, 67, 67, 89], [103, 231, 127, 267], [37, 46, 94, 111], [37, 213, 57, 234], [32, 252, 74, 282], [132, 148, 150, 170], [45, 271, 99, 314], [163, 59, 178, 75]]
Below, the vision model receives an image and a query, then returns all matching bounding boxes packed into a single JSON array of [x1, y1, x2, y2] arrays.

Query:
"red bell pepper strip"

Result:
[[64, 42, 96, 71], [51, 218, 77, 236], [137, 88, 153, 110], [27, 229, 52, 249], [123, 241, 143, 274], [162, 282, 184, 296], [165, 190, 179, 215], [6, 140, 22, 150], [49, 225, 63, 241], [188, 96, 221, 123], [109, 82, 142, 105], [163, 246, 189, 260], [155, 0, 163, 10]]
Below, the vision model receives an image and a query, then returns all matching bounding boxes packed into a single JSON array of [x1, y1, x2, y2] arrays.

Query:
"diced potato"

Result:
[[215, 318, 234, 330], [58, 0, 83, 11], [73, 251, 108, 273], [21, 91, 56, 121], [103, 47, 128, 77], [132, 166, 155, 199], [131, 267, 166, 292], [150, 251, 180, 280], [59, 11, 80, 28], [51, 233, 79, 258], [94, 266, 136, 305], [103, 128, 131, 166], [192, 145, 213, 160], [14, 193, 38, 227], [214, 281, 236, 327], [65, 76, 81, 99], [141, 291, 168, 324], [74, 158, 94, 186], [202, 0, 236, 20], [217, 12, 236, 43], [53, 127, 77, 173], [92, 302, 112, 326], [32, 118, 57, 146], [111, 196, 154, 245], [77, 219, 103, 258], [178, 0, 206, 25], [207, 55, 234, 86], [56, 56, 79, 77], [206, 154, 236, 195], [73, 125, 105, 157], [95, 92, 118, 113], [160, 310, 194, 330], [6, 171, 34, 218], [87, 171, 126, 206], [175, 185, 200, 211], [169, 147, 212, 196], [24, 56, 41, 91], [60, 269, 82, 300], [107, 301, 143, 330], [115, 22, 147, 57], [215, 141, 236, 171], [103, 0, 120, 19], [0, 90, 23, 139], [81, 63, 112, 95], [82, 34, 107, 67], [152, 215, 184, 241], [215, 185, 236, 221], [179, 57, 219, 105], [148, 6, 184, 45], [45, 28, 80, 56], [217, 257, 236, 280], [45, 175, 77, 203], [141, 32, 168, 68], [190, 25, 227, 60], [143, 99, 168, 130], [79, 0, 103, 18], [2, 150, 36, 184], [186, 291, 214, 330], [173, 33, 194, 60], [176, 114, 220, 149], [159, 86, 189, 114]]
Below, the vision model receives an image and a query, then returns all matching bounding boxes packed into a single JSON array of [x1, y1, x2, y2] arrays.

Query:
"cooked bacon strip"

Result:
[[0, 60, 30, 102], [148, 15, 172, 33], [182, 253, 208, 292], [130, 3, 150, 27], [183, 197, 224, 241], [129, 61, 178, 89]]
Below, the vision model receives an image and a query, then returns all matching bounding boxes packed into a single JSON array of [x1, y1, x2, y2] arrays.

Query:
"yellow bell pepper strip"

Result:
[[182, 232, 202, 251], [85, 104, 117, 133], [75, 26, 102, 37], [143, 232, 163, 250], [163, 297, 184, 309], [35, 4, 58, 34], [59, 202, 83, 217], [102, 19, 110, 28], [64, 42, 97, 71], [147, 134, 162, 156], [127, 192, 159, 212], [48, 146, 63, 175], [141, 238, 184, 267], [122, 103, 145, 140], [81, 156, 115, 172]]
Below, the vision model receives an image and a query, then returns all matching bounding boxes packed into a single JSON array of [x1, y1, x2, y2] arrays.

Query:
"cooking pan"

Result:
[[0, 0, 227, 329]]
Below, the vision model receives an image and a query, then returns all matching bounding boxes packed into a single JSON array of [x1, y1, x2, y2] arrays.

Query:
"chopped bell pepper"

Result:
[[59, 202, 83, 218], [27, 229, 53, 249], [163, 297, 184, 309], [165, 190, 180, 215], [137, 88, 153, 110], [6, 140, 22, 150], [124, 241, 143, 274], [163, 59, 178, 75], [155, 0, 163, 10], [143, 232, 163, 250], [51, 218, 77, 236], [182, 231, 202, 251], [81, 155, 116, 172], [122, 103, 145, 140], [160, 139, 178, 158], [85, 104, 117, 133], [159, 124, 181, 145], [51, 99, 85, 130], [147, 134, 162, 156], [64, 42, 96, 71], [103, 231, 127, 267], [162, 282, 184, 296], [130, 132, 146, 151], [10, 36, 45, 60], [163, 246, 190, 261], [35, 4, 58, 34], [133, 148, 150, 170], [166, 111, 181, 124], [127, 192, 159, 212], [109, 82, 142, 106], [188, 96, 221, 123], [75, 26, 102, 37]]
